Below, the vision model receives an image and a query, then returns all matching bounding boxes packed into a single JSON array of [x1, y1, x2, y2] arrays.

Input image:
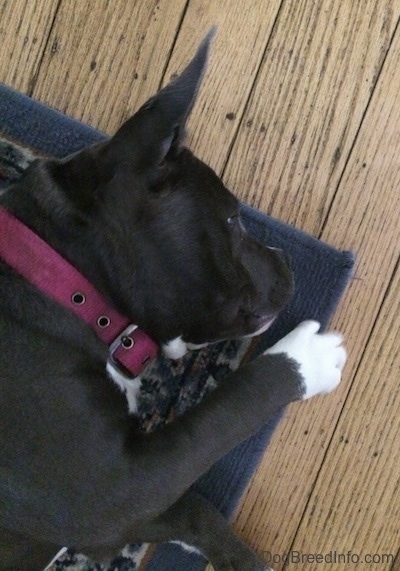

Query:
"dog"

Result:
[[0, 31, 346, 570]]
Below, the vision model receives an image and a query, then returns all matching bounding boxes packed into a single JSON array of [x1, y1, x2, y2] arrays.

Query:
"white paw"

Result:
[[265, 320, 346, 399]]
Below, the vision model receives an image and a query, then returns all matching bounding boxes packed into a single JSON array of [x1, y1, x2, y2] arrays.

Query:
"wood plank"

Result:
[[30, 0, 187, 134], [285, 20, 400, 567], [0, 0, 59, 93], [162, 0, 282, 173], [223, 0, 398, 235], [234, 5, 400, 567], [287, 261, 400, 570]]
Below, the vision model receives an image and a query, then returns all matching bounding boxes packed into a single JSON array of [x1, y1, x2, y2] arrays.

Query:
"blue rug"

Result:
[[0, 84, 354, 570]]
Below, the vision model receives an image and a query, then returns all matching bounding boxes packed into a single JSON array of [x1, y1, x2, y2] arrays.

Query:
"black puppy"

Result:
[[0, 32, 346, 570]]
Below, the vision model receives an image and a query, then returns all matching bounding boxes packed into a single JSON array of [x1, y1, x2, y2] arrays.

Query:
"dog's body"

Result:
[[0, 34, 346, 570]]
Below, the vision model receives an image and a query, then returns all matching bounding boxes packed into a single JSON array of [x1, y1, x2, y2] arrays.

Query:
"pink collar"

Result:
[[0, 206, 158, 379]]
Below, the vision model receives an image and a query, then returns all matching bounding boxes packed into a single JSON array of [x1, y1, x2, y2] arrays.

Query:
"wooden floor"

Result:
[[1, 1, 399, 569]]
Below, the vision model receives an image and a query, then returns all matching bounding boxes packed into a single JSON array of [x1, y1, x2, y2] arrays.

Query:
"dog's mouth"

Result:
[[244, 314, 277, 339], [182, 315, 276, 353]]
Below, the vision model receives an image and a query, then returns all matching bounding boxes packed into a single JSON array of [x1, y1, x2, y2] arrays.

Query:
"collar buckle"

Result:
[[108, 323, 139, 381]]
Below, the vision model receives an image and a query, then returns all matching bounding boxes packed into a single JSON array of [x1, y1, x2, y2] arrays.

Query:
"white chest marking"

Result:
[[162, 336, 188, 359], [106, 360, 142, 414], [106, 336, 188, 414]]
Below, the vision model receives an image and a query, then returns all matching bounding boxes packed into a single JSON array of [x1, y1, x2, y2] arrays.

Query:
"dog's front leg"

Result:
[[128, 321, 345, 517], [42, 321, 343, 568]]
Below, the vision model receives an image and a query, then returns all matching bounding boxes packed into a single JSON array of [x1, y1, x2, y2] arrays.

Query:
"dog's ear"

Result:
[[43, 30, 215, 215], [105, 28, 216, 169]]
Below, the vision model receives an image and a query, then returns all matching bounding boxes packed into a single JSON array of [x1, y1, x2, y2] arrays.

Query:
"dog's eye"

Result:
[[227, 215, 239, 225]]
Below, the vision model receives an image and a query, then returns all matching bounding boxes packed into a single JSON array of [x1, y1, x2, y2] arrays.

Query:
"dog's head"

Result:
[[38, 30, 293, 351]]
